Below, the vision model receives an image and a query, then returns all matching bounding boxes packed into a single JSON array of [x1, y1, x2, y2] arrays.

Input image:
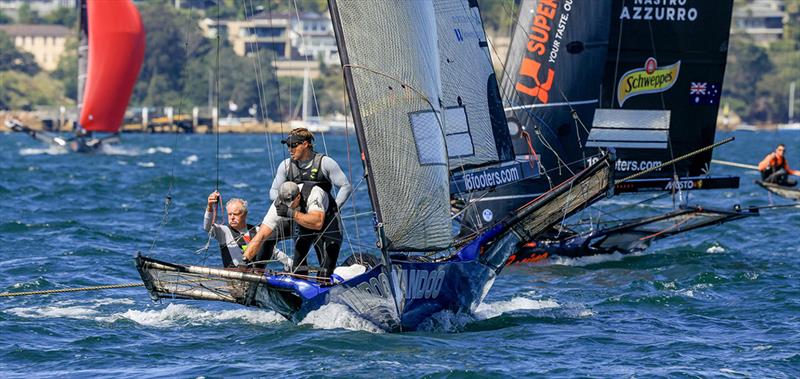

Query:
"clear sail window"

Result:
[[443, 106, 474, 158], [409, 110, 447, 166]]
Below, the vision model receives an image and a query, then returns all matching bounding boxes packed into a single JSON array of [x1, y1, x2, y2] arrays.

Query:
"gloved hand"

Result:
[[276, 203, 295, 218]]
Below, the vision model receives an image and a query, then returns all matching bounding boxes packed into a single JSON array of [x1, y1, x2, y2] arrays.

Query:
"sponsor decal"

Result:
[[689, 82, 721, 105], [338, 272, 393, 313], [463, 167, 522, 192], [515, 0, 573, 103], [482, 208, 493, 222], [398, 269, 446, 300], [620, 0, 698, 22], [665, 179, 702, 190], [590, 156, 662, 172], [617, 57, 680, 106]]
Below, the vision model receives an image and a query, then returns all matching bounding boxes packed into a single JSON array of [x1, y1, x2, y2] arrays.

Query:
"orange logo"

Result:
[[515, 0, 558, 104]]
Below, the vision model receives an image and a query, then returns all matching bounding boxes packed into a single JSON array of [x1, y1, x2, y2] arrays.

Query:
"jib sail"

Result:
[[433, 0, 514, 171]]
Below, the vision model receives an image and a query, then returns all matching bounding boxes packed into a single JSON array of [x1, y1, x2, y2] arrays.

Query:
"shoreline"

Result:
[[0, 111, 348, 134], [1, 111, 794, 134]]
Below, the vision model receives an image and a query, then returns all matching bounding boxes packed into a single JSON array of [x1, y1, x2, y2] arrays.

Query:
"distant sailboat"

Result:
[[5, 0, 145, 153], [507, 0, 758, 263]]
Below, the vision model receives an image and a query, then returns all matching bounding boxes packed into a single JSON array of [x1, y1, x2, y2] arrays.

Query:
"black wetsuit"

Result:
[[292, 183, 341, 278]]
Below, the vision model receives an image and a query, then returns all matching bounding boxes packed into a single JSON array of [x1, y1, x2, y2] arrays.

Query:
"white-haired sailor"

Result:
[[204, 191, 291, 269], [244, 181, 342, 279]]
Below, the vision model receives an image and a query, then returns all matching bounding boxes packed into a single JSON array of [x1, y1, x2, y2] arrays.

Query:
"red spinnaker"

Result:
[[80, 0, 145, 133]]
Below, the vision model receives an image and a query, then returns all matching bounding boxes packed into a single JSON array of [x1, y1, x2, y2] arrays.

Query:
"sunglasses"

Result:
[[288, 142, 303, 148]]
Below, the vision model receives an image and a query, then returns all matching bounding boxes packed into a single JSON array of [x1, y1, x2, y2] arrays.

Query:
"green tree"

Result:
[[43, 7, 78, 27], [0, 31, 40, 75], [17, 3, 43, 24], [0, 71, 69, 110], [722, 35, 773, 121], [51, 35, 78, 101], [477, 0, 518, 35]]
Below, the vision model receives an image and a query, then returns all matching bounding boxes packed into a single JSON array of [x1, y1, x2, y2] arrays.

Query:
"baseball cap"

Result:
[[281, 134, 313, 145], [278, 182, 300, 205]]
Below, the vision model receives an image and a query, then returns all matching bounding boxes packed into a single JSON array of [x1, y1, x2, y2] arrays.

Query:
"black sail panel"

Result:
[[455, 0, 613, 234], [502, 0, 613, 180], [593, 0, 735, 179]]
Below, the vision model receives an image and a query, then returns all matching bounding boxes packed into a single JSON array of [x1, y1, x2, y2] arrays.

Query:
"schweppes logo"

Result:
[[617, 58, 680, 106]]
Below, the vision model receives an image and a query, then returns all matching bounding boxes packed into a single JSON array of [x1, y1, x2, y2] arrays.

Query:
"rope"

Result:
[[619, 137, 735, 183], [0, 283, 144, 298]]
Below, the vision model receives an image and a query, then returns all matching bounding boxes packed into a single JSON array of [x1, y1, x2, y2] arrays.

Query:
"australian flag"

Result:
[[689, 82, 721, 105]]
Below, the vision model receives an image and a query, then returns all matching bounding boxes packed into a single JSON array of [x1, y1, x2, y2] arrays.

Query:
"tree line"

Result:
[[1, 0, 798, 125]]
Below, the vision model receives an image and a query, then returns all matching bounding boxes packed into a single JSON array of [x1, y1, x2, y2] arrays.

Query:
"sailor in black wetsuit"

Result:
[[255, 128, 351, 273], [245, 182, 342, 278]]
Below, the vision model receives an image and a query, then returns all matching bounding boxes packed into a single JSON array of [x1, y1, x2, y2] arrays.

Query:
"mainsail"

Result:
[[330, 0, 451, 251], [79, 0, 145, 133], [593, 0, 735, 188]]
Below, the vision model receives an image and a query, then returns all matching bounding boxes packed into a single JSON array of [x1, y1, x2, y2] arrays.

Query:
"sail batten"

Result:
[[79, 0, 145, 133], [330, 0, 452, 251]]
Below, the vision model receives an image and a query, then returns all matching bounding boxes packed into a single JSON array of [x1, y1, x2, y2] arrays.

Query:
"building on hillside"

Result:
[[0, 24, 70, 71], [199, 11, 338, 78], [732, 0, 786, 45], [0, 0, 72, 20]]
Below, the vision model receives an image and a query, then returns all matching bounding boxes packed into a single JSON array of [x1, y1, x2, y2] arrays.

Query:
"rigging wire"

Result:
[[291, 0, 329, 154], [147, 4, 202, 258]]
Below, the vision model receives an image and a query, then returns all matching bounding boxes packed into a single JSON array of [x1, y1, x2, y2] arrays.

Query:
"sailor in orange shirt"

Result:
[[758, 144, 799, 186]]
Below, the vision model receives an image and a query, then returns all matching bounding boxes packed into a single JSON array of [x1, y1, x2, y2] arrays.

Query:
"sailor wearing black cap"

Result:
[[254, 128, 350, 273], [272, 128, 352, 209], [244, 181, 342, 279]]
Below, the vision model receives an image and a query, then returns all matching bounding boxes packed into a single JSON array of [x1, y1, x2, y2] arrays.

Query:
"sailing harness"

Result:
[[288, 153, 333, 193], [220, 224, 257, 267]]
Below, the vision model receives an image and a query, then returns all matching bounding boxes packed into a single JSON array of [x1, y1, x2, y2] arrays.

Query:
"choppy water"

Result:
[[1, 130, 799, 377]]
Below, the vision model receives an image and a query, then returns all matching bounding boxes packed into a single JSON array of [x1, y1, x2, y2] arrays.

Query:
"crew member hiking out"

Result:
[[203, 191, 291, 269], [758, 144, 799, 187], [259, 128, 351, 265], [244, 182, 341, 279]]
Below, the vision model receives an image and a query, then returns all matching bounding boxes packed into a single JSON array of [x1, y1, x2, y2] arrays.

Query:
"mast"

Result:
[[302, 68, 310, 122], [789, 82, 796, 124], [76, 0, 88, 130]]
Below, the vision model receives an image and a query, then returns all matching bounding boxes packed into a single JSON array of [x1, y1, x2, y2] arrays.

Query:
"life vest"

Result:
[[768, 154, 787, 171], [219, 224, 257, 267], [297, 182, 341, 241], [288, 153, 333, 193]]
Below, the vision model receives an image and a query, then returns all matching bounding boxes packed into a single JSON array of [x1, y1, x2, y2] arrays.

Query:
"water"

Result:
[[1, 130, 799, 377]]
